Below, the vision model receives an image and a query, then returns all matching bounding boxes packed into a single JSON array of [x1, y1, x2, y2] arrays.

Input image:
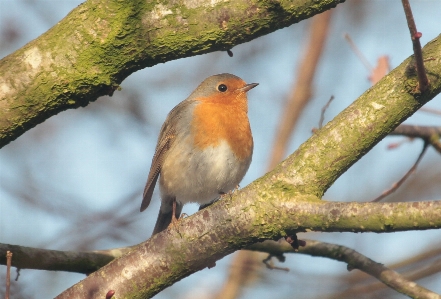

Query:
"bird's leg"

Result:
[[171, 199, 178, 225], [221, 184, 240, 200]]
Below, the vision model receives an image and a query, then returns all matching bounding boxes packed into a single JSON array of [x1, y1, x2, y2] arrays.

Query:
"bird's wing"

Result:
[[140, 100, 194, 212], [140, 122, 176, 212]]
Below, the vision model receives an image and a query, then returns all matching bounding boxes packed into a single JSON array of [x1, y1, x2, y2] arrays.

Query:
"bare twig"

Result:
[[344, 33, 373, 71], [369, 56, 390, 85], [390, 124, 441, 139], [428, 137, 441, 154], [401, 0, 429, 91], [344, 34, 390, 85], [390, 124, 441, 153], [372, 141, 429, 202], [247, 240, 441, 299], [268, 10, 333, 169], [262, 254, 289, 271], [318, 96, 334, 129], [419, 106, 441, 116], [374, 124, 441, 201], [6, 251, 12, 299], [332, 243, 441, 298]]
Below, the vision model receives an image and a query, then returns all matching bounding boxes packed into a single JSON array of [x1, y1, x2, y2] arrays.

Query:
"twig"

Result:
[[372, 141, 428, 202], [344, 34, 389, 85], [344, 33, 373, 71], [369, 56, 390, 85], [389, 124, 441, 153], [390, 124, 441, 139], [6, 251, 13, 299], [262, 254, 289, 272], [419, 106, 441, 116], [0, 243, 133, 273], [268, 10, 333, 169], [319, 96, 334, 129], [428, 137, 441, 154], [247, 239, 441, 299], [401, 0, 429, 92]]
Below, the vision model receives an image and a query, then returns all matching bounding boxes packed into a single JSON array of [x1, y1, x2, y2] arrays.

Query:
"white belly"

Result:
[[159, 139, 252, 205]]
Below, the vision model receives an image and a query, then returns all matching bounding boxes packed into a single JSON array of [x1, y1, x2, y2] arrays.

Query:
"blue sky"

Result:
[[1, 1, 441, 298]]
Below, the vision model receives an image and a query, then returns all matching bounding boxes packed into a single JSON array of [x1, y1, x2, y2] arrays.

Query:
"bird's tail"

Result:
[[152, 200, 183, 235]]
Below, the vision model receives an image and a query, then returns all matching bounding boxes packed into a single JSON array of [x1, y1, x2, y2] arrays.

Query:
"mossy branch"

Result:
[[52, 29, 441, 297], [0, 0, 344, 148]]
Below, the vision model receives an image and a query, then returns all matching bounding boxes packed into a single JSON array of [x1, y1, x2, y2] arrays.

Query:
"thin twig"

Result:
[[344, 33, 373, 71], [319, 96, 334, 129], [372, 141, 429, 202], [419, 106, 441, 116], [6, 251, 13, 299], [428, 137, 441, 154], [369, 56, 390, 85], [401, 0, 429, 92], [390, 124, 441, 138], [268, 11, 333, 169], [262, 254, 289, 272], [389, 124, 441, 153]]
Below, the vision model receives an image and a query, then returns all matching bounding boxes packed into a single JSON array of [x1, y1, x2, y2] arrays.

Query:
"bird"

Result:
[[140, 73, 258, 236]]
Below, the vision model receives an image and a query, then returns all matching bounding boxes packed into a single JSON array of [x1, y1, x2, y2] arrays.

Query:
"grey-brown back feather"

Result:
[[140, 99, 198, 212]]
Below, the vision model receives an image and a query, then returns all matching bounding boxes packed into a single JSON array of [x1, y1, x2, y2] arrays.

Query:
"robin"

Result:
[[140, 73, 258, 235]]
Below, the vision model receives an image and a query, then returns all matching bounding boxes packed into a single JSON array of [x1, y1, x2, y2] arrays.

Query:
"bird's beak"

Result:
[[240, 83, 259, 92]]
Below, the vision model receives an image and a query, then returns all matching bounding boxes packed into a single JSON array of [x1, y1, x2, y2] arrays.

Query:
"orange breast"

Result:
[[191, 94, 253, 160]]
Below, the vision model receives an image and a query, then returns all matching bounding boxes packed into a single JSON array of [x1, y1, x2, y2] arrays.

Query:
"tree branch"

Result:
[[3, 199, 441, 276], [0, 0, 344, 148], [51, 30, 441, 297], [401, 0, 429, 92], [248, 240, 441, 299], [49, 199, 441, 298], [390, 124, 441, 139], [0, 244, 132, 274]]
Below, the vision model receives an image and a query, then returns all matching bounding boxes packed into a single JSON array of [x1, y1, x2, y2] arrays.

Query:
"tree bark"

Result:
[[55, 32, 441, 297], [0, 0, 344, 148]]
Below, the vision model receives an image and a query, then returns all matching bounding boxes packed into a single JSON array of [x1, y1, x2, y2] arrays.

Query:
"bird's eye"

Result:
[[217, 84, 227, 92]]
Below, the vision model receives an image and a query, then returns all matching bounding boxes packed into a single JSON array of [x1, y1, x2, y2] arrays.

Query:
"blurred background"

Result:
[[0, 0, 441, 298]]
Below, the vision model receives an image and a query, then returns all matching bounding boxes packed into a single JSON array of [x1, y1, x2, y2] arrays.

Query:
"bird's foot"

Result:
[[220, 185, 240, 200]]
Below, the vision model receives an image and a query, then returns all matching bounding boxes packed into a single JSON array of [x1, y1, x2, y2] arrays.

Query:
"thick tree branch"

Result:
[[221, 11, 334, 299], [51, 30, 441, 297], [3, 199, 441, 274], [51, 199, 441, 298], [0, 0, 344, 148]]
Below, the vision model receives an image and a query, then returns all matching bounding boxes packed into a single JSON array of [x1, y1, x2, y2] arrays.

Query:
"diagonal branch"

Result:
[[248, 240, 441, 299], [53, 31, 441, 297], [372, 141, 429, 202]]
